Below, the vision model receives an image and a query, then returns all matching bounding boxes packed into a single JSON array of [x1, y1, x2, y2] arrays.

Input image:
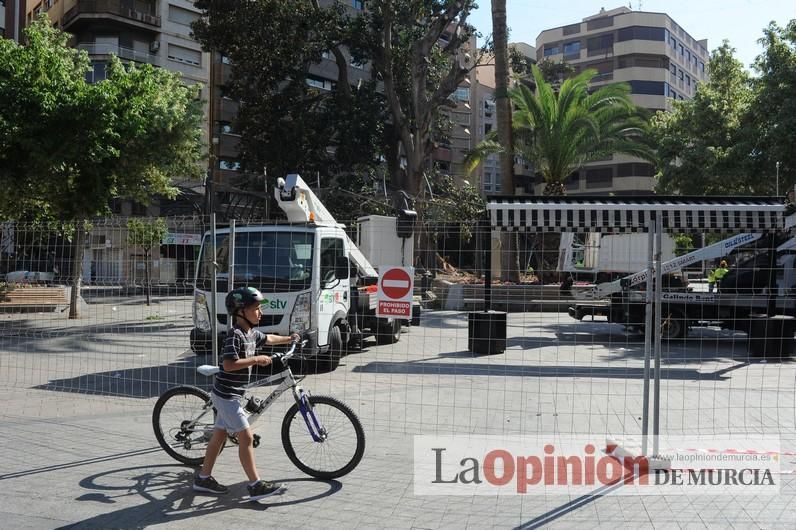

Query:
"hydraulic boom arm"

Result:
[[591, 233, 764, 298]]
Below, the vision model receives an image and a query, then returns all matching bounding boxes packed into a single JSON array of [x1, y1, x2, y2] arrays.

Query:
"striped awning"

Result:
[[488, 196, 791, 233]]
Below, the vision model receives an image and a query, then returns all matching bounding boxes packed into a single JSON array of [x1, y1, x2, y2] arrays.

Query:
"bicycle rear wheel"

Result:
[[281, 395, 365, 479], [152, 386, 216, 466]]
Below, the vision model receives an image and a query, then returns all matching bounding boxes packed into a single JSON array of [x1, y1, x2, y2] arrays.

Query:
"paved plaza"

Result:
[[1, 299, 795, 528]]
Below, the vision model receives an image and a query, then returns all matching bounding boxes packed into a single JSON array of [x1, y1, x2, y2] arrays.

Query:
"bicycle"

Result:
[[152, 340, 365, 479]]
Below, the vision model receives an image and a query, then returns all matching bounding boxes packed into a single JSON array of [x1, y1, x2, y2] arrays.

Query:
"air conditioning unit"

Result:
[[149, 40, 160, 53]]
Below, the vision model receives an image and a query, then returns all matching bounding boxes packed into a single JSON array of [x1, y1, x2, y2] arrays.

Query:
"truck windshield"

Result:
[[197, 231, 314, 293]]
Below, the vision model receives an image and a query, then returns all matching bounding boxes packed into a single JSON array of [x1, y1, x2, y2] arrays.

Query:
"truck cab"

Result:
[[190, 174, 410, 371]]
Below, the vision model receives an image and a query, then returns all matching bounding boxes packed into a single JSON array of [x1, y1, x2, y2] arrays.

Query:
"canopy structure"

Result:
[[487, 195, 792, 233]]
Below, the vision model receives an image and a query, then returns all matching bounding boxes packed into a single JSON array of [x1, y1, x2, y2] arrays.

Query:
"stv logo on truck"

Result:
[[260, 298, 287, 310]]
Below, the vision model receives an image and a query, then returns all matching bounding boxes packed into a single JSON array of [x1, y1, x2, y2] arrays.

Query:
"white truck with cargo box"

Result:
[[190, 174, 419, 371], [568, 232, 796, 339]]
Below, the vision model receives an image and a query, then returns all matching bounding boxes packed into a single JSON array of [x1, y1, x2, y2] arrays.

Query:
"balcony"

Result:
[[77, 43, 159, 65], [63, 1, 161, 32]]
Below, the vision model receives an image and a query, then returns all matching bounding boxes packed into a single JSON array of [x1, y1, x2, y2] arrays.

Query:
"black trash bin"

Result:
[[748, 314, 796, 358], [468, 310, 507, 355]]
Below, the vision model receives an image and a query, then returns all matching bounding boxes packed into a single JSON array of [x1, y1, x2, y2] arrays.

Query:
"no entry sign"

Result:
[[377, 266, 414, 318]]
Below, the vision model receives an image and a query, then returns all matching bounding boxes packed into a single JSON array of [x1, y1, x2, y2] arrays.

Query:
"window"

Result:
[[199, 232, 314, 293], [306, 76, 334, 90], [350, 58, 366, 70], [685, 74, 691, 87], [585, 168, 613, 188], [543, 44, 560, 56], [586, 16, 613, 31], [85, 62, 107, 83], [352, 0, 364, 9], [563, 41, 580, 56], [219, 121, 238, 135], [320, 238, 346, 283], [563, 23, 581, 35], [587, 33, 613, 52], [628, 80, 665, 95], [167, 43, 201, 66], [678, 43, 684, 56], [454, 86, 469, 102], [617, 26, 666, 42], [670, 63, 677, 75], [484, 123, 492, 134], [168, 5, 199, 26], [219, 159, 241, 171]]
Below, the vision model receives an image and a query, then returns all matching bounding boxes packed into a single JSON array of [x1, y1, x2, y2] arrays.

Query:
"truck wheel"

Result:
[[299, 326, 343, 374], [661, 310, 687, 340], [376, 318, 401, 345]]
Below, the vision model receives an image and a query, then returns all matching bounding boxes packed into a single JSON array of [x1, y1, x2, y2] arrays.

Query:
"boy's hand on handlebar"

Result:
[[289, 333, 301, 344], [256, 355, 272, 367]]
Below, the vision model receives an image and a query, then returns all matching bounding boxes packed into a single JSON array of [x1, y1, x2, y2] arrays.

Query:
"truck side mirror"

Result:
[[335, 256, 350, 280]]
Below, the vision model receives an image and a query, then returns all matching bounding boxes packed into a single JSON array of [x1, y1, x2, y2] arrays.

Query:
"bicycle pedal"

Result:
[[253, 434, 261, 448]]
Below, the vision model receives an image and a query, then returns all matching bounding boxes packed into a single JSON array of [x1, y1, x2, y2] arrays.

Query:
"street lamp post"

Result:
[[776, 161, 780, 196]]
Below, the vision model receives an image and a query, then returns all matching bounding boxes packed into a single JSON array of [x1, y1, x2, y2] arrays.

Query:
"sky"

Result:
[[468, 0, 794, 71]]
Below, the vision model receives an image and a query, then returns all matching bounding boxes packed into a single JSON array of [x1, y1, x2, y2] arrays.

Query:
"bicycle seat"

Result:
[[197, 365, 220, 376]]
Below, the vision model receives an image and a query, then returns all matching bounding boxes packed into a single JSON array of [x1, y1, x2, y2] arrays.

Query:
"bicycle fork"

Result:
[[294, 387, 326, 442]]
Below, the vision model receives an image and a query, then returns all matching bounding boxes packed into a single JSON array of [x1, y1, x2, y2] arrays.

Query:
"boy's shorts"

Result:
[[210, 392, 249, 434]]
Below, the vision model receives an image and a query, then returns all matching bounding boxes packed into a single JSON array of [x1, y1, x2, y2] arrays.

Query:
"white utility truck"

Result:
[[559, 232, 675, 279], [190, 174, 417, 371], [568, 232, 796, 338]]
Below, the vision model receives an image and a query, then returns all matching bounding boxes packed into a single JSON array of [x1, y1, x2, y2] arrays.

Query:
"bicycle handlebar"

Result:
[[271, 339, 307, 364]]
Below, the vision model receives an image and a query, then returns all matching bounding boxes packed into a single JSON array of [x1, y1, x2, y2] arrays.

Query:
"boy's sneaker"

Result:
[[247, 480, 283, 501], [193, 474, 229, 494]]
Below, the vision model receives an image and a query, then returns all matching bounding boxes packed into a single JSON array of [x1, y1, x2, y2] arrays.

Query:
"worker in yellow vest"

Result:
[[708, 260, 729, 293]]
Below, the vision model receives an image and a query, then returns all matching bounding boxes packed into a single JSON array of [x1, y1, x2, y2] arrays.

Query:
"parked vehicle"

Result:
[[558, 232, 675, 280], [568, 233, 796, 339], [190, 174, 418, 370]]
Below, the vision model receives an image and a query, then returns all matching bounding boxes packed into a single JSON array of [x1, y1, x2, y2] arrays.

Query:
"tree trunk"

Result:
[[492, 0, 513, 196], [492, 0, 520, 283], [68, 225, 86, 319]]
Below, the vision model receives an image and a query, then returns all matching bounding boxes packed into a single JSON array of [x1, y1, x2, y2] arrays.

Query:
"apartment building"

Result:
[[536, 6, 709, 195], [3, 0, 23, 41]]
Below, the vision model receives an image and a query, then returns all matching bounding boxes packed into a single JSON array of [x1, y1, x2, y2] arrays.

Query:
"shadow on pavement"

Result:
[[352, 359, 741, 381], [58, 464, 342, 528]]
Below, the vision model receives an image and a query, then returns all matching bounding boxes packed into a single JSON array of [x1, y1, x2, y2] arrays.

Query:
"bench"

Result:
[[0, 286, 69, 312]]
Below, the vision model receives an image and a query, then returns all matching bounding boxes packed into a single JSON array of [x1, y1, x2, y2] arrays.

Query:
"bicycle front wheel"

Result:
[[281, 395, 365, 479], [152, 386, 216, 466]]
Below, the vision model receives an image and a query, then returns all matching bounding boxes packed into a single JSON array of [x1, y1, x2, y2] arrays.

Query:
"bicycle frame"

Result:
[[195, 360, 325, 443]]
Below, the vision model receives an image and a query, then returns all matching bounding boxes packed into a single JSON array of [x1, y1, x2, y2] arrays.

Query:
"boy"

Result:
[[193, 286, 299, 500]]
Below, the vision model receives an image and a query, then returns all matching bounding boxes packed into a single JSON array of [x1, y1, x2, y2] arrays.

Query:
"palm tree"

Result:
[[513, 65, 655, 195], [490, 0, 519, 282], [467, 64, 655, 195], [491, 0, 513, 195]]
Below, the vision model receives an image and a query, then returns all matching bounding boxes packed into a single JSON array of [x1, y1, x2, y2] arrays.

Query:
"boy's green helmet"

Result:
[[225, 286, 264, 315]]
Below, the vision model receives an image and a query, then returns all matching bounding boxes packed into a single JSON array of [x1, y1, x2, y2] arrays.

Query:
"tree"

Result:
[[0, 16, 204, 316], [650, 42, 753, 194], [746, 21, 796, 194], [468, 65, 654, 196], [489, 0, 519, 282], [362, 0, 480, 198], [192, 0, 385, 185], [127, 218, 169, 306], [491, 0, 513, 197]]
